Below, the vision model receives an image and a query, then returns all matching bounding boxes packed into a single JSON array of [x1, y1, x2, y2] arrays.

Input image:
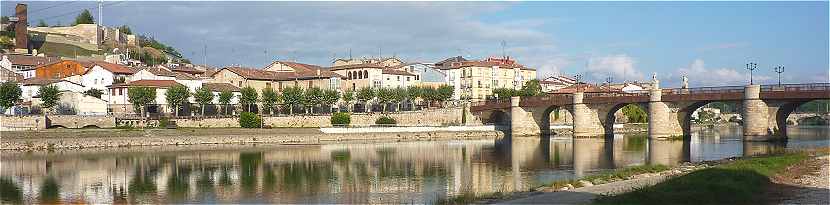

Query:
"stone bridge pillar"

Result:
[[510, 96, 542, 136], [648, 89, 684, 139], [572, 92, 604, 137], [742, 85, 781, 141]]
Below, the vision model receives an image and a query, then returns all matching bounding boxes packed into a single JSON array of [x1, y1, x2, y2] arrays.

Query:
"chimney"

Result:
[[316, 69, 321, 76], [14, 4, 28, 50]]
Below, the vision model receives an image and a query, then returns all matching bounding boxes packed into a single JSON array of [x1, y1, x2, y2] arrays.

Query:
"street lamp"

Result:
[[574, 74, 583, 92], [774, 65, 785, 86], [745, 62, 757, 85]]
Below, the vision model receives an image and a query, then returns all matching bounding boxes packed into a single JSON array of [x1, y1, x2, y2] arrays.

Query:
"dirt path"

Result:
[[772, 155, 830, 204]]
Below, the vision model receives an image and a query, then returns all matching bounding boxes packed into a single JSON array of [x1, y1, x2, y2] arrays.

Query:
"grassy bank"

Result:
[[437, 164, 670, 204], [595, 153, 808, 204]]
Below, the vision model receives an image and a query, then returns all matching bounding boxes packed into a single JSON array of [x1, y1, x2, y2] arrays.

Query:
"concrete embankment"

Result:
[[0, 128, 503, 151]]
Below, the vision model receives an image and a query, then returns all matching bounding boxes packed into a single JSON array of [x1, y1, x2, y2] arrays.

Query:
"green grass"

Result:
[[37, 41, 98, 57], [594, 153, 808, 205]]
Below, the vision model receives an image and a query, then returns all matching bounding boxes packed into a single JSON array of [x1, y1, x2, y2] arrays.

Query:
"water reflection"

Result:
[[1, 126, 827, 204]]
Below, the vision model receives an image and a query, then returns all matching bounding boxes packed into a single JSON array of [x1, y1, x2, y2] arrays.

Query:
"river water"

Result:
[[1, 126, 827, 204]]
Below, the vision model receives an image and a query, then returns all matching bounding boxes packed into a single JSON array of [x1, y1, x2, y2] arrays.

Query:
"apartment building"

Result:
[[441, 56, 536, 101]]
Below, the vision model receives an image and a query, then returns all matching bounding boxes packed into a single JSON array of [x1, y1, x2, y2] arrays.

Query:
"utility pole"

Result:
[[501, 40, 507, 59], [203, 44, 207, 66]]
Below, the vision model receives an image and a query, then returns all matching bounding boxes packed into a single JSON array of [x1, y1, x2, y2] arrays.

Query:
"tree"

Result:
[[520, 79, 543, 97], [166, 85, 190, 116], [261, 86, 280, 115], [218, 91, 234, 115], [37, 19, 48, 27], [356, 87, 375, 112], [239, 87, 258, 112], [282, 87, 303, 115], [341, 90, 355, 112], [0, 82, 21, 114], [321, 89, 340, 113], [491, 88, 518, 100], [375, 88, 394, 113], [621, 104, 647, 123], [117, 25, 132, 35], [39, 85, 62, 114], [74, 9, 95, 25], [194, 87, 214, 116], [391, 87, 407, 112], [406, 86, 422, 108], [83, 88, 103, 99], [128, 87, 156, 117], [420, 86, 437, 108], [304, 87, 324, 114], [436, 85, 454, 106]]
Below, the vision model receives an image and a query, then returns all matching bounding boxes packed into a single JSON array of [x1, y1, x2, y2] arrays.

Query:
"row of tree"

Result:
[[126, 84, 455, 117], [489, 79, 543, 100]]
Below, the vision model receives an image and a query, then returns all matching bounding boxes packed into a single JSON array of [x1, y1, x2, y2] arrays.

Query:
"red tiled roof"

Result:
[[3, 54, 60, 67], [19, 78, 64, 86], [381, 69, 416, 76], [328, 63, 387, 71], [80, 61, 136, 74], [271, 61, 344, 79], [137, 67, 198, 80], [447, 61, 534, 70], [171, 66, 205, 75], [110, 80, 182, 88], [219, 66, 341, 81], [202, 83, 241, 92]]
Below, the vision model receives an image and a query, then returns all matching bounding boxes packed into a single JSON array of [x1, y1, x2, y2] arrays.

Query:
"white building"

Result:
[[78, 61, 136, 97], [20, 78, 86, 101], [107, 79, 183, 115], [131, 66, 202, 92], [540, 75, 577, 93], [380, 69, 419, 88], [201, 83, 242, 104]]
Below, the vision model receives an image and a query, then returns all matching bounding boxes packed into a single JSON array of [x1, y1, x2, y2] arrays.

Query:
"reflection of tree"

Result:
[[219, 166, 233, 187], [239, 152, 262, 193], [0, 177, 23, 203], [263, 164, 278, 193], [39, 176, 61, 204], [281, 162, 333, 193], [128, 167, 158, 203], [624, 134, 647, 152], [111, 186, 128, 204], [166, 167, 191, 201], [196, 168, 215, 198]]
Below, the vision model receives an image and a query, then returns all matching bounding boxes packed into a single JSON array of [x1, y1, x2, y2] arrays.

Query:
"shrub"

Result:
[[331, 112, 351, 126], [239, 112, 262, 128], [375, 116, 397, 125], [158, 117, 170, 128]]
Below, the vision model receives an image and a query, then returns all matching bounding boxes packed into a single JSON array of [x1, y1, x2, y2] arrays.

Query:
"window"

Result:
[[266, 82, 271, 87], [493, 80, 498, 87], [238, 81, 242, 87], [308, 81, 313, 88], [407, 77, 410, 81], [363, 70, 368, 79], [348, 72, 352, 79], [373, 80, 382, 87], [397, 76, 400, 81], [415, 75, 419, 80], [478, 81, 482, 88], [278, 82, 283, 91]]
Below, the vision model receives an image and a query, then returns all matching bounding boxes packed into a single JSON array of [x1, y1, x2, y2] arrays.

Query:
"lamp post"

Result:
[[575, 74, 583, 92], [774, 65, 785, 86], [745, 62, 757, 85]]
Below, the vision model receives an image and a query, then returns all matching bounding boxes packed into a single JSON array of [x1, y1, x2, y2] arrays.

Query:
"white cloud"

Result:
[[87, 1, 559, 68], [585, 54, 644, 82], [673, 59, 771, 87]]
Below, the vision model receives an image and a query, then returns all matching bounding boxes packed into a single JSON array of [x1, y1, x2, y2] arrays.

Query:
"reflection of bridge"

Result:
[[472, 84, 829, 141]]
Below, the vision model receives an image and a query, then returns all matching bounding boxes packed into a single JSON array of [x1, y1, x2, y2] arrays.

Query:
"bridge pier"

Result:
[[572, 92, 605, 137], [648, 89, 684, 139], [742, 85, 788, 141], [510, 96, 542, 136]]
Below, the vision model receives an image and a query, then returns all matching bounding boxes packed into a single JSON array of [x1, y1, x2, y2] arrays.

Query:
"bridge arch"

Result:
[[603, 103, 648, 137], [540, 105, 573, 136]]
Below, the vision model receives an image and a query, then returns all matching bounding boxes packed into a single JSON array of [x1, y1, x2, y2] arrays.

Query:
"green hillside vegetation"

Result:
[[38, 41, 98, 57]]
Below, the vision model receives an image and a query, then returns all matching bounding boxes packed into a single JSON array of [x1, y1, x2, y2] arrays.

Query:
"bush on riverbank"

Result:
[[239, 112, 261, 128], [376, 116, 397, 125], [331, 112, 351, 126], [595, 153, 807, 204]]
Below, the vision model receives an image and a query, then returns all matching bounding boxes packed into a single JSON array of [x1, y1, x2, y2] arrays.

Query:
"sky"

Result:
[[2, 1, 828, 87]]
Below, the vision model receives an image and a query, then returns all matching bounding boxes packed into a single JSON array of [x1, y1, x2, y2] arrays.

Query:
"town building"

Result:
[[397, 63, 445, 88], [22, 60, 86, 80], [263, 61, 344, 91], [333, 57, 404, 67], [211, 64, 343, 94], [201, 83, 242, 104], [540, 75, 577, 93], [439, 56, 536, 101], [78, 61, 136, 97], [130, 66, 201, 92], [19, 78, 86, 101], [0, 54, 60, 78]]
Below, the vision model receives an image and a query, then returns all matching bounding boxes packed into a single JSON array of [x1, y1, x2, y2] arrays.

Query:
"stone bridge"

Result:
[[45, 115, 116, 129], [471, 83, 830, 141]]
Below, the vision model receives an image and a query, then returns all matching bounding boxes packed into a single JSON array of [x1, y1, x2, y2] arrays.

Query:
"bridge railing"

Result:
[[662, 85, 745, 95], [761, 83, 830, 92]]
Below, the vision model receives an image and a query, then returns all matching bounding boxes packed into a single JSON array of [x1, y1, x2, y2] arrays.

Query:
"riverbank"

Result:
[[477, 149, 828, 204], [0, 128, 503, 151]]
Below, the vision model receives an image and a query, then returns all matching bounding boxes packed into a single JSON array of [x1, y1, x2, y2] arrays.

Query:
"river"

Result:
[[1, 126, 827, 204]]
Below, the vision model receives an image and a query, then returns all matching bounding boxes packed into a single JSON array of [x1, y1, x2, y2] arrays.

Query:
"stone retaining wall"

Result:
[[175, 108, 477, 128], [1, 130, 503, 151]]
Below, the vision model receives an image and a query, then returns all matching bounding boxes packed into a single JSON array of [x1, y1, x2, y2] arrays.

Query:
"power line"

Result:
[[38, 0, 127, 23], [28, 0, 83, 15]]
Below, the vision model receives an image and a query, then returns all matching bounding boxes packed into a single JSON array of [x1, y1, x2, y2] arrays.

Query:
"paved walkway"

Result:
[[497, 173, 676, 204]]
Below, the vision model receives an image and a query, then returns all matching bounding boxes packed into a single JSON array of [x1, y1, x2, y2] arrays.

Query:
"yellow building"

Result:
[[443, 58, 536, 101]]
